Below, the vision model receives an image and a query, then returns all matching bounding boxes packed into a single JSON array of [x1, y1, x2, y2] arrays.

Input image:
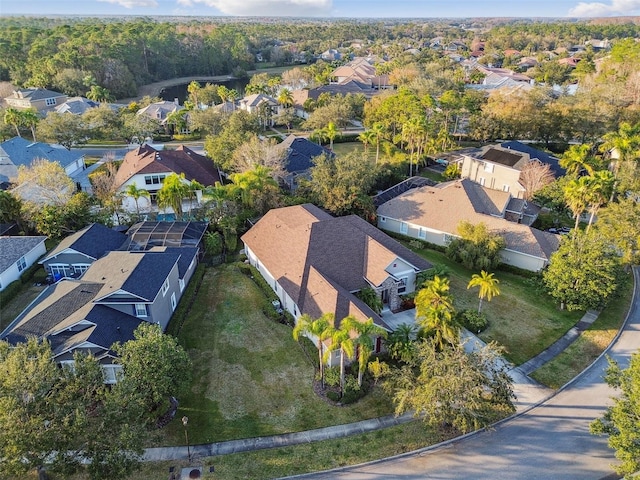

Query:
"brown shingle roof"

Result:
[[377, 179, 559, 261], [114, 144, 221, 188]]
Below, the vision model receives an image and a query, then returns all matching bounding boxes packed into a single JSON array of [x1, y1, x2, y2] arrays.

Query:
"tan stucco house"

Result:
[[5, 88, 68, 113]]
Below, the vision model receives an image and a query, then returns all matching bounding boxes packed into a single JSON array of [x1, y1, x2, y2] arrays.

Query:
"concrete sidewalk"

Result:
[[143, 309, 600, 463]]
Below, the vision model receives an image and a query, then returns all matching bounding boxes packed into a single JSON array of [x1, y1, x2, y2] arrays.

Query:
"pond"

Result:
[[160, 77, 249, 104]]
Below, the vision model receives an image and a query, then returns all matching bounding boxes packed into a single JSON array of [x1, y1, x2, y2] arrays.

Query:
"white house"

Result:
[[0, 236, 47, 291]]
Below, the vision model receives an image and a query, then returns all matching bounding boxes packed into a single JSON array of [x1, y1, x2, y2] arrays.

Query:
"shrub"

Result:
[[408, 239, 425, 250], [324, 367, 340, 387], [355, 286, 383, 314], [327, 391, 341, 402], [457, 309, 489, 333], [342, 375, 365, 404]]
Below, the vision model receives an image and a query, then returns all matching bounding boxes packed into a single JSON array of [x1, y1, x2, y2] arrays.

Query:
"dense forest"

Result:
[[1, 17, 639, 98]]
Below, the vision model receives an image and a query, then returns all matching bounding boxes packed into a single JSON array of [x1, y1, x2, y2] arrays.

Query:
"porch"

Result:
[[380, 306, 417, 331]]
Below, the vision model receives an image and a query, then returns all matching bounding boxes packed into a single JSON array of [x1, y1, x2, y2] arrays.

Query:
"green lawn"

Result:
[[0, 285, 47, 332], [406, 246, 583, 365], [153, 264, 394, 447]]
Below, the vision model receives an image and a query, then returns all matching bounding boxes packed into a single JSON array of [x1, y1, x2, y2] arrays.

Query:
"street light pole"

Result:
[[182, 416, 191, 463]]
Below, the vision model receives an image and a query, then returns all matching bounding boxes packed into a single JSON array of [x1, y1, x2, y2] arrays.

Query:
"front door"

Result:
[[381, 289, 389, 305]]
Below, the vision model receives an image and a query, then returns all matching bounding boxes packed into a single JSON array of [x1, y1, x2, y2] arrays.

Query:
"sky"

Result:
[[1, 0, 640, 18]]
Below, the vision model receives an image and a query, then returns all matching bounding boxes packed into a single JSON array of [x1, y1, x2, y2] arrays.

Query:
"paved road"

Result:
[[288, 268, 640, 480]]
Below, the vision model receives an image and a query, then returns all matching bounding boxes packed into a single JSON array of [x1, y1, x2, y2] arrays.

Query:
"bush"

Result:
[[324, 367, 340, 387], [342, 375, 366, 404], [172, 133, 201, 141], [457, 309, 489, 333], [327, 391, 341, 402]]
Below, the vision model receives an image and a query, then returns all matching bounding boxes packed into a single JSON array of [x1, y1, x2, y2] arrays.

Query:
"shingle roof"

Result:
[[3, 281, 102, 343], [113, 144, 221, 188], [377, 179, 559, 261], [500, 141, 565, 177], [41, 223, 127, 263], [0, 136, 84, 171], [82, 251, 180, 302], [6, 88, 66, 101], [279, 135, 333, 173], [241, 204, 431, 327], [0, 236, 47, 274], [161, 247, 198, 278], [54, 97, 100, 115], [137, 101, 183, 122]]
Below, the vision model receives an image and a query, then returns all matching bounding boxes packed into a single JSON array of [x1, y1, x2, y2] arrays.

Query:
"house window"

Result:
[[16, 256, 27, 272], [49, 264, 69, 278], [400, 222, 408, 234], [73, 264, 89, 276], [135, 303, 147, 317], [479, 177, 486, 186], [171, 292, 177, 311], [161, 278, 170, 297], [419, 228, 426, 239], [179, 278, 185, 292], [502, 184, 510, 192], [144, 174, 166, 185], [398, 277, 408, 294], [483, 162, 494, 173], [45, 98, 57, 106], [103, 365, 123, 384]]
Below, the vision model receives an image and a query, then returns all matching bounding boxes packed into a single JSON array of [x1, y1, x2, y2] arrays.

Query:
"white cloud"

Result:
[[98, 0, 159, 8], [569, 0, 640, 16], [176, 0, 332, 16]]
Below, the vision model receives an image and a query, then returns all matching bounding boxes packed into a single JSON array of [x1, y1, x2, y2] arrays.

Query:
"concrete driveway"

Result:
[[288, 268, 640, 480]]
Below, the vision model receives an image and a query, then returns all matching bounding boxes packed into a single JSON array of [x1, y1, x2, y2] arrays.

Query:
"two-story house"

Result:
[[4, 88, 68, 114], [0, 236, 47, 291]]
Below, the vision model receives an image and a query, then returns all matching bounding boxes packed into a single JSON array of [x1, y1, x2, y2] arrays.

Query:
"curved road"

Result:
[[290, 268, 640, 480]]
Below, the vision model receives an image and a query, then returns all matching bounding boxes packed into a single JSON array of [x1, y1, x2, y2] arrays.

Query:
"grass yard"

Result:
[[406, 246, 583, 365], [330, 141, 376, 162], [531, 271, 634, 388], [153, 264, 394, 447], [0, 284, 47, 332]]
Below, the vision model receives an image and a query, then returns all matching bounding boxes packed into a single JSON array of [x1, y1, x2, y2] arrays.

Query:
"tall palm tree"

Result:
[[371, 122, 385, 165], [21, 109, 39, 141], [324, 317, 356, 394], [157, 173, 188, 220], [187, 81, 201, 107], [292, 313, 335, 388], [585, 170, 615, 231], [467, 270, 500, 313], [599, 122, 640, 175], [560, 144, 597, 177], [125, 184, 150, 220], [386, 323, 417, 363], [342, 317, 387, 387], [564, 175, 591, 236], [415, 276, 459, 350], [324, 121, 339, 150], [186, 180, 204, 218], [4, 108, 23, 137]]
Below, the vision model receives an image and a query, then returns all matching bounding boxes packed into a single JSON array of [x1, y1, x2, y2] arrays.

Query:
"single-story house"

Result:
[[0, 236, 47, 291], [376, 179, 560, 272], [241, 204, 431, 361]]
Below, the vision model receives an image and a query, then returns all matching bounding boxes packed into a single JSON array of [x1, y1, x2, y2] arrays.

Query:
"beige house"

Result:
[[458, 142, 563, 199], [241, 204, 431, 360], [377, 179, 560, 272], [5, 88, 68, 113]]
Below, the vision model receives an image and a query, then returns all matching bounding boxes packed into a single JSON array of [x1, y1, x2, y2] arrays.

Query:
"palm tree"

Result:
[[585, 170, 615, 231], [386, 323, 417, 363], [324, 121, 339, 150], [187, 81, 201, 107], [277, 88, 294, 109], [371, 122, 385, 165], [599, 122, 640, 175], [21, 109, 39, 141], [186, 180, 204, 218], [4, 108, 24, 137], [560, 144, 596, 177], [358, 130, 376, 155], [125, 184, 150, 220], [342, 317, 387, 387], [467, 270, 500, 313], [415, 276, 459, 350], [292, 313, 335, 388], [157, 173, 188, 220], [324, 317, 356, 394], [86, 85, 114, 103], [564, 176, 591, 235]]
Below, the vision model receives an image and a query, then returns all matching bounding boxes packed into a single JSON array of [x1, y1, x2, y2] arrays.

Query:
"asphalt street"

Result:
[[287, 268, 640, 480]]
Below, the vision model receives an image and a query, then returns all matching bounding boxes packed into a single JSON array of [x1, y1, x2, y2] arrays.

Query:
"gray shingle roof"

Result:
[[7, 88, 65, 101], [42, 223, 127, 262], [279, 135, 334, 174], [0, 136, 84, 170], [0, 236, 47, 274]]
